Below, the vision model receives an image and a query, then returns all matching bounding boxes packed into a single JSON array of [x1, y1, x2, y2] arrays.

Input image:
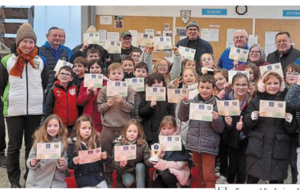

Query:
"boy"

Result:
[[73, 56, 88, 89], [86, 48, 101, 63], [97, 63, 135, 187], [178, 74, 224, 188], [46, 66, 78, 134], [122, 56, 135, 79]]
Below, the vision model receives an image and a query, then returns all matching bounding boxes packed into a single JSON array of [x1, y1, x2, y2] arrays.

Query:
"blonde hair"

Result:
[[182, 68, 199, 85], [108, 62, 123, 74], [33, 114, 68, 151], [160, 116, 177, 131], [154, 58, 171, 84]]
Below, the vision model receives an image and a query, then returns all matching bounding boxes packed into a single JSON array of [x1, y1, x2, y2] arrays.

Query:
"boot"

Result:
[[297, 147, 300, 184]]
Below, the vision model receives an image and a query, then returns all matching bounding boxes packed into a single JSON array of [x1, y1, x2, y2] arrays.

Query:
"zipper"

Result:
[[26, 63, 29, 115]]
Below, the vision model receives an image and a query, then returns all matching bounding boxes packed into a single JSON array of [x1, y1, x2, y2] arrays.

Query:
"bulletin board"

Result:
[[255, 19, 300, 50]]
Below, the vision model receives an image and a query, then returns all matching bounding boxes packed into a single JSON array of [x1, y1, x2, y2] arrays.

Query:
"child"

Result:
[[183, 59, 196, 70], [68, 115, 108, 188], [213, 69, 230, 100], [151, 116, 191, 188], [86, 48, 101, 63], [77, 60, 106, 133], [97, 62, 135, 186], [199, 53, 217, 75], [284, 62, 300, 88], [223, 73, 250, 184], [138, 72, 175, 145], [178, 74, 225, 188], [168, 68, 199, 145], [243, 71, 297, 184], [46, 66, 78, 134], [112, 119, 152, 188], [26, 114, 68, 188], [130, 49, 142, 65], [73, 56, 88, 89], [134, 62, 149, 79], [122, 56, 135, 79], [244, 63, 259, 98]]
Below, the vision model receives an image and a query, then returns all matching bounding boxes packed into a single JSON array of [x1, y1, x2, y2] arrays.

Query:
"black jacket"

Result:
[[71, 43, 109, 64]]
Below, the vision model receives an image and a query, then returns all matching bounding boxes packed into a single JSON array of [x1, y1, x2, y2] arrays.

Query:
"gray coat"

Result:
[[178, 95, 224, 155], [26, 141, 68, 188]]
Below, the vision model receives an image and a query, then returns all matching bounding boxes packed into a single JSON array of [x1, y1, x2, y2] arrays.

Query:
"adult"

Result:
[[71, 25, 109, 65], [237, 44, 269, 70], [0, 23, 48, 188], [267, 31, 300, 71], [0, 55, 6, 169], [39, 27, 73, 93], [176, 21, 213, 74], [218, 30, 249, 70]]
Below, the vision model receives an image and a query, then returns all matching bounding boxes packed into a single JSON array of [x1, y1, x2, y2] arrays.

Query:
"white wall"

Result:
[[96, 6, 300, 19]]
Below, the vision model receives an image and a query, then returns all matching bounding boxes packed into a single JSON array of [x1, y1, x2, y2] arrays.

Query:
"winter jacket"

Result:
[[68, 138, 106, 188], [267, 45, 300, 71], [178, 94, 224, 155], [0, 47, 48, 117], [243, 90, 297, 181], [46, 80, 78, 127], [71, 43, 109, 64], [218, 45, 249, 70], [112, 136, 152, 175], [77, 80, 107, 132], [26, 139, 68, 188]]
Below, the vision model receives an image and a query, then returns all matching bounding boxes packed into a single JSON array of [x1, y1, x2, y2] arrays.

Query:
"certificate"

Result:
[[167, 88, 188, 103], [259, 100, 286, 118], [159, 135, 182, 151], [84, 74, 103, 88], [179, 46, 196, 61], [37, 142, 61, 159], [146, 87, 166, 101], [105, 40, 122, 54], [78, 148, 102, 165], [229, 46, 249, 62], [83, 33, 100, 44], [189, 103, 213, 121], [107, 81, 128, 97], [153, 37, 172, 51], [125, 78, 145, 92], [217, 100, 240, 116], [136, 33, 154, 48], [228, 70, 249, 84], [54, 59, 73, 72], [259, 63, 284, 78], [114, 144, 136, 161]]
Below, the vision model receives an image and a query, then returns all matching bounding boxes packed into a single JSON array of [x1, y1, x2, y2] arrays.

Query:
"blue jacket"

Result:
[[218, 45, 249, 70]]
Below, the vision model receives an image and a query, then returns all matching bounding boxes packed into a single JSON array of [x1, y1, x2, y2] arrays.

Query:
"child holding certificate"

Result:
[[97, 63, 135, 186], [112, 119, 152, 188], [199, 53, 217, 76], [151, 116, 191, 188], [68, 115, 108, 188], [139, 73, 175, 145], [122, 56, 135, 79], [26, 114, 68, 188], [213, 69, 231, 100], [222, 73, 250, 184], [77, 60, 107, 133], [243, 71, 297, 184], [178, 74, 224, 188]]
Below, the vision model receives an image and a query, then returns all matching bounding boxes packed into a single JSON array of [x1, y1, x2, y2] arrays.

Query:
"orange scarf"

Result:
[[10, 47, 38, 77]]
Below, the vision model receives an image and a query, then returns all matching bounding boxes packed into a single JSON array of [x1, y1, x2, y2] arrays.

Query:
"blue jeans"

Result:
[[122, 163, 146, 188]]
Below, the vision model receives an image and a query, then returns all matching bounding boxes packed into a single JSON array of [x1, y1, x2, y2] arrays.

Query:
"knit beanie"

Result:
[[85, 25, 97, 33], [16, 23, 37, 46], [186, 21, 199, 30]]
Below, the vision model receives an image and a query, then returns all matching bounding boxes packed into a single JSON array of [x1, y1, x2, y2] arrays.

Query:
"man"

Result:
[[176, 20, 213, 74], [218, 30, 249, 70], [267, 32, 300, 71], [39, 27, 73, 92]]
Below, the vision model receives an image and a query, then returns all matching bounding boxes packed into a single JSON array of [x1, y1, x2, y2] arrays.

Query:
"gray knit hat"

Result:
[[186, 21, 199, 30], [16, 23, 37, 46]]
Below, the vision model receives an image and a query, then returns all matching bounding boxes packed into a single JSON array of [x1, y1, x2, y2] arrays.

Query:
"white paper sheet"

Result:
[[100, 16, 112, 25]]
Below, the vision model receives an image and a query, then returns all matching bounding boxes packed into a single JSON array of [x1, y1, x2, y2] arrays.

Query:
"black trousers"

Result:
[[289, 133, 299, 184], [247, 175, 283, 184], [152, 170, 178, 188], [217, 135, 228, 177], [0, 102, 6, 155], [6, 115, 41, 184]]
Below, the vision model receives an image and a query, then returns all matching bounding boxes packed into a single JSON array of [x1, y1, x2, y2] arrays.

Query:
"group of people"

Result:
[[0, 19, 300, 189]]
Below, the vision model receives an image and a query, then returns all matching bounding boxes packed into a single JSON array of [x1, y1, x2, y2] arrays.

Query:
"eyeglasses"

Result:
[[276, 40, 288, 44], [234, 84, 248, 88], [234, 36, 245, 40], [59, 72, 71, 77], [286, 72, 299, 76], [250, 51, 260, 54]]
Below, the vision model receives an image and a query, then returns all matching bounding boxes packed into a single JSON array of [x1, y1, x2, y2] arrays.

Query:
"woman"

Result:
[[0, 23, 48, 188]]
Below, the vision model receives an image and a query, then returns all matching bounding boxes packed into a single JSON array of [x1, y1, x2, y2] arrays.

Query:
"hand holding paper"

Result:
[[212, 111, 219, 121], [58, 157, 65, 167], [251, 111, 259, 120], [30, 158, 38, 167], [115, 95, 123, 103], [120, 160, 127, 168], [225, 115, 232, 126], [107, 98, 115, 107], [73, 156, 80, 165], [285, 113, 293, 123]]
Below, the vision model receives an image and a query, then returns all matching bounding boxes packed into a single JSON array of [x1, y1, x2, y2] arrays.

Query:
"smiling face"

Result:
[[58, 69, 73, 86], [90, 63, 102, 74], [157, 60, 169, 75], [232, 77, 249, 98], [265, 75, 281, 95], [183, 69, 197, 86], [234, 31, 248, 48], [121, 36, 132, 49], [198, 81, 213, 100], [87, 53, 100, 62], [46, 29, 61, 49], [18, 38, 35, 54], [186, 27, 199, 40], [126, 124, 138, 141], [122, 60, 135, 74], [134, 68, 148, 78], [245, 68, 254, 82], [131, 52, 141, 64], [276, 34, 292, 54], [249, 46, 261, 63], [79, 121, 92, 142], [201, 54, 214, 68], [214, 73, 227, 90], [73, 63, 86, 78], [285, 67, 299, 86], [47, 119, 60, 137]]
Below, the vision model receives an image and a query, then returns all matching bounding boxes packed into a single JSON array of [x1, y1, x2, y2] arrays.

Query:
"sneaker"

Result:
[[216, 175, 228, 184], [0, 155, 6, 168]]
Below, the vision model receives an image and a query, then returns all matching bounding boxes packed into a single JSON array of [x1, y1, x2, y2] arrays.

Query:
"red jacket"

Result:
[[77, 80, 107, 132], [46, 80, 78, 127]]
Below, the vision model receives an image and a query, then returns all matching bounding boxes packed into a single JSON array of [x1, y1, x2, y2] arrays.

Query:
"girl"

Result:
[[130, 49, 142, 65], [223, 73, 250, 183], [68, 115, 108, 188], [284, 62, 300, 88], [183, 59, 196, 70], [213, 69, 231, 100], [26, 114, 68, 188], [139, 73, 176, 145], [243, 71, 297, 183], [244, 63, 259, 98], [112, 119, 152, 188], [200, 53, 217, 75], [77, 60, 107, 132], [168, 68, 199, 145], [151, 116, 190, 188]]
